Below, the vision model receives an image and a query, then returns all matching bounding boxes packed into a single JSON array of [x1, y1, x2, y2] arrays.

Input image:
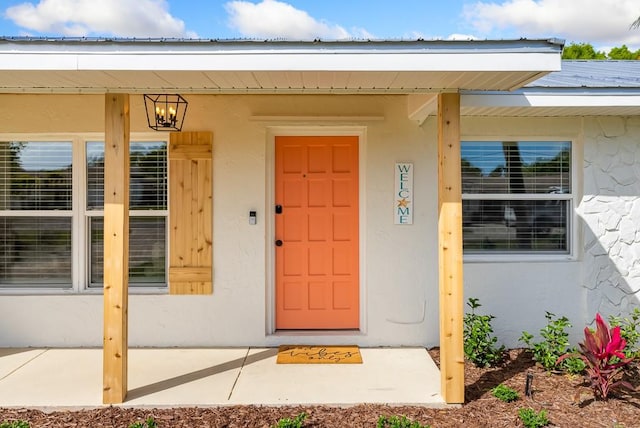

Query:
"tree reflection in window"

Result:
[[461, 141, 571, 253]]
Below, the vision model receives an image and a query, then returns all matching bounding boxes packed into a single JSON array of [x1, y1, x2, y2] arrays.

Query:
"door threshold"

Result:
[[266, 329, 364, 347], [274, 329, 361, 336]]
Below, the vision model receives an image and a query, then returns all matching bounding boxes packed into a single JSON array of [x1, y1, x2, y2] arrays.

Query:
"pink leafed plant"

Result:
[[558, 313, 635, 400]]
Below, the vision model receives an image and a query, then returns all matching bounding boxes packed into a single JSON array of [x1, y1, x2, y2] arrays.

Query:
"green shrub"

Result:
[[128, 417, 158, 428], [609, 307, 640, 358], [377, 415, 430, 428], [520, 312, 571, 371], [491, 383, 519, 402], [0, 422, 30, 428], [463, 297, 505, 367], [518, 408, 549, 428], [563, 353, 587, 375], [272, 412, 307, 428]]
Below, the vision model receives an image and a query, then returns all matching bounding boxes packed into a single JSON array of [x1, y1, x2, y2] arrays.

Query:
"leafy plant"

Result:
[[463, 297, 505, 367], [563, 353, 587, 375], [518, 408, 549, 428], [128, 417, 158, 428], [0, 422, 30, 428], [558, 313, 635, 400], [520, 312, 571, 371], [272, 412, 307, 428], [609, 307, 640, 358], [377, 415, 430, 428], [491, 383, 519, 402]]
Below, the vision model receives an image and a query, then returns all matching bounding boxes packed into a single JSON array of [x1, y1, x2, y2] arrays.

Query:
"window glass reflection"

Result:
[[0, 142, 72, 210], [0, 217, 72, 286], [89, 217, 166, 286], [461, 141, 571, 254], [87, 142, 167, 210], [462, 141, 571, 195]]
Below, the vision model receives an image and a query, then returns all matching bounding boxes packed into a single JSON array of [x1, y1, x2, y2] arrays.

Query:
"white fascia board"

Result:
[[462, 93, 640, 108], [2, 52, 560, 72], [2, 54, 79, 69]]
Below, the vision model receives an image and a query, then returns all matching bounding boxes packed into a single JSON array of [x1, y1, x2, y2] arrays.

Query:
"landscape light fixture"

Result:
[[143, 94, 188, 131]]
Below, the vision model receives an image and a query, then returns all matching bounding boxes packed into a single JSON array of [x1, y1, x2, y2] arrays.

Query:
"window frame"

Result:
[[0, 133, 169, 294], [461, 137, 579, 263]]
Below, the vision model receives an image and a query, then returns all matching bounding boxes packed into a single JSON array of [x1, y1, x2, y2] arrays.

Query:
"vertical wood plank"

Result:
[[198, 129, 213, 291], [0, 143, 8, 210], [103, 93, 130, 404], [196, 155, 212, 292], [190, 155, 199, 277], [199, 157, 212, 277], [437, 92, 465, 404]]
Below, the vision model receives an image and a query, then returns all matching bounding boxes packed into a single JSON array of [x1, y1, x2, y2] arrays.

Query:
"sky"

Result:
[[0, 0, 638, 52]]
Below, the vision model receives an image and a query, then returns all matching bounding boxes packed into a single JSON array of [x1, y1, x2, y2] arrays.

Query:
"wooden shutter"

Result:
[[169, 131, 213, 294]]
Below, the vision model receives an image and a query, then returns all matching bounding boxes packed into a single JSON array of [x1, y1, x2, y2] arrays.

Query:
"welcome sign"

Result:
[[395, 163, 413, 224]]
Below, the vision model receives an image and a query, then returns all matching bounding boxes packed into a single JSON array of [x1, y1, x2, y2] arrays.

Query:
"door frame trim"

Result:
[[265, 126, 367, 336]]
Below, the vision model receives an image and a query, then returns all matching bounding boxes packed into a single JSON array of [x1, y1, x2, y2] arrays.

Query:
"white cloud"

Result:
[[463, 0, 640, 49], [404, 31, 427, 40], [225, 0, 367, 40], [447, 34, 479, 41], [4, 0, 197, 38], [402, 31, 477, 42]]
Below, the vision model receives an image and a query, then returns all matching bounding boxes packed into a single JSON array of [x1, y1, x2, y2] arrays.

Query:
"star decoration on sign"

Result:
[[397, 198, 409, 208]]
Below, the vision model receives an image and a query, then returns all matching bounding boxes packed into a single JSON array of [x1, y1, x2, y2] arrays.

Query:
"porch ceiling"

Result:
[[461, 91, 640, 117], [461, 103, 640, 117], [0, 38, 563, 94], [0, 69, 554, 94]]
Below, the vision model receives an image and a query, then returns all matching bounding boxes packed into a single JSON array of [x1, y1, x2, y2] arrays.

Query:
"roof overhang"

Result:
[[461, 89, 640, 117], [0, 38, 563, 95]]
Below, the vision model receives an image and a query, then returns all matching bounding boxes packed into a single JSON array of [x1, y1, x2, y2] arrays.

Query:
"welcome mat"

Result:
[[276, 345, 363, 364]]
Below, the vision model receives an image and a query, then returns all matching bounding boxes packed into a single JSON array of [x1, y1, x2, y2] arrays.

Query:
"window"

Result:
[[461, 141, 572, 255], [0, 142, 73, 287], [0, 137, 168, 290], [86, 141, 167, 288]]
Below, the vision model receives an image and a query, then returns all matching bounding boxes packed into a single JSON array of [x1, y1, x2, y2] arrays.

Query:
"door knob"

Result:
[[275, 239, 283, 247]]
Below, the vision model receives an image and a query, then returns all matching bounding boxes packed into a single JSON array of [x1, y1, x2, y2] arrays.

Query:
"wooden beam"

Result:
[[407, 93, 438, 125], [437, 92, 465, 404], [103, 93, 130, 404]]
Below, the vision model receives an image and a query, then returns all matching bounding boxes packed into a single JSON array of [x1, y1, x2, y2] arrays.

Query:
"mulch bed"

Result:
[[1, 348, 639, 427]]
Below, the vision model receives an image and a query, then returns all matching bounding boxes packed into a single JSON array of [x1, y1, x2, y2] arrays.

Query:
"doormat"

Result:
[[276, 345, 362, 364]]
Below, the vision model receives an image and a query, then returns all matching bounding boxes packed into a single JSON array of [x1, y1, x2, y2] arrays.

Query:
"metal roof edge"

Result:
[[0, 36, 564, 52], [464, 88, 640, 96]]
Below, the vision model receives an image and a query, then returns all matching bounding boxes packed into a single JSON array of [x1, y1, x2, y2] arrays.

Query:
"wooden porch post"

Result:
[[437, 92, 465, 404], [103, 93, 130, 404]]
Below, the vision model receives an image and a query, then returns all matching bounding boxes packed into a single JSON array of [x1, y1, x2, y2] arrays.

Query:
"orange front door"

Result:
[[275, 136, 359, 329]]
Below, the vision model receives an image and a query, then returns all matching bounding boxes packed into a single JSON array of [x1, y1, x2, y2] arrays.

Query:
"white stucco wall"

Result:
[[0, 95, 637, 349], [580, 117, 640, 320]]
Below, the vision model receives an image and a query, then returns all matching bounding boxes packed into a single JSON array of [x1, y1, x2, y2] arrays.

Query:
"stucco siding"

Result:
[[581, 117, 640, 321]]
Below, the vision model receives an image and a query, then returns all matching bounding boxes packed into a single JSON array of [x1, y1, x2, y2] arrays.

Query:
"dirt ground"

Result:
[[1, 349, 639, 427]]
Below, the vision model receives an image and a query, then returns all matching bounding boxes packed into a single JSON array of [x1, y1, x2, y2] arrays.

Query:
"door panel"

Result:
[[275, 136, 359, 329]]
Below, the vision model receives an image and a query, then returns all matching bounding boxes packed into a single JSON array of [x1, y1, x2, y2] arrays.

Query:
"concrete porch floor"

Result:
[[0, 347, 445, 409]]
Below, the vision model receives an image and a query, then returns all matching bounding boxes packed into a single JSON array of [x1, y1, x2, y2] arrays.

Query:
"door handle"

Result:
[[275, 239, 283, 247]]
